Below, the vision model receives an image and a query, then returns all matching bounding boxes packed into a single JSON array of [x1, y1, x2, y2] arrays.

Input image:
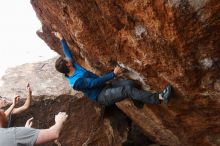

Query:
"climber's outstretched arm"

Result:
[[74, 66, 123, 90], [53, 32, 74, 61]]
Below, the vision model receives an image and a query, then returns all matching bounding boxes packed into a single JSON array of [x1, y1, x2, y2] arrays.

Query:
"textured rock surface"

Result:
[[30, 0, 220, 145], [0, 57, 70, 100], [13, 96, 130, 146]]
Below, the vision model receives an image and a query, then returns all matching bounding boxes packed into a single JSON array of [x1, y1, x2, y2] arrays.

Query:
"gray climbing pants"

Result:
[[97, 80, 160, 106]]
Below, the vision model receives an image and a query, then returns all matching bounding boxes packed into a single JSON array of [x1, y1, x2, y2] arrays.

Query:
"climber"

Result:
[[0, 83, 33, 127], [54, 32, 171, 106], [0, 110, 68, 146]]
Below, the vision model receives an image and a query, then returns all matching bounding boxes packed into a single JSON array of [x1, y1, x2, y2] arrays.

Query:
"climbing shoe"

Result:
[[160, 85, 171, 104]]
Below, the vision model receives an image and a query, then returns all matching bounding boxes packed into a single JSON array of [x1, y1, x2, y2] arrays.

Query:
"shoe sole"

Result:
[[163, 85, 171, 104]]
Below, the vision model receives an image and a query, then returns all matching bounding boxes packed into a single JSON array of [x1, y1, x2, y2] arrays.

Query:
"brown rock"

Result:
[[30, 0, 220, 145], [13, 96, 130, 146], [214, 80, 220, 91]]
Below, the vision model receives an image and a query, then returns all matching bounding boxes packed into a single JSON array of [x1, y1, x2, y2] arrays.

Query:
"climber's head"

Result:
[[55, 57, 73, 75], [0, 110, 8, 128]]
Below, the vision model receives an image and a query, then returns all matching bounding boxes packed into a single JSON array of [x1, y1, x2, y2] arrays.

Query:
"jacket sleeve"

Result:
[[61, 39, 74, 61], [74, 72, 115, 90]]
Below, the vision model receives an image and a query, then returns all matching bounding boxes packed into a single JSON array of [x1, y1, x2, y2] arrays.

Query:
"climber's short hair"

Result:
[[0, 110, 7, 128], [55, 57, 70, 75]]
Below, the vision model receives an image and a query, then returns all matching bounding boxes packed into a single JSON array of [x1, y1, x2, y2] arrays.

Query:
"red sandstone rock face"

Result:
[[31, 0, 220, 145], [13, 96, 129, 146]]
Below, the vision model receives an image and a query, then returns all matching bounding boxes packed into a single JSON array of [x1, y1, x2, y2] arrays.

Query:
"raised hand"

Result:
[[12, 95, 20, 106], [25, 117, 34, 127], [26, 83, 32, 94], [53, 32, 63, 40], [113, 66, 124, 76], [55, 112, 68, 124]]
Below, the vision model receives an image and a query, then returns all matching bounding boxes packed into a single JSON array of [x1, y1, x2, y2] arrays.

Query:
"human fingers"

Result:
[[12, 95, 20, 104], [25, 117, 34, 127], [56, 112, 68, 121], [27, 117, 34, 123]]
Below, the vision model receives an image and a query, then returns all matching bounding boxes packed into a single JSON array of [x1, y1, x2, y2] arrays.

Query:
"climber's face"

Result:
[[65, 60, 72, 68], [64, 59, 74, 70]]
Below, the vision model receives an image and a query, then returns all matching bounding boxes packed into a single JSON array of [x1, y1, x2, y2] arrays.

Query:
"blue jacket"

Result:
[[61, 39, 115, 101]]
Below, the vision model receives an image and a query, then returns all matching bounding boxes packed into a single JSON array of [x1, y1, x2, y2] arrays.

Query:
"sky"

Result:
[[0, 1, 57, 78]]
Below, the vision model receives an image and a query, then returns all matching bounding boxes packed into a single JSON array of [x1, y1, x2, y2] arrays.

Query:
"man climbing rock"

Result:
[[54, 32, 171, 106]]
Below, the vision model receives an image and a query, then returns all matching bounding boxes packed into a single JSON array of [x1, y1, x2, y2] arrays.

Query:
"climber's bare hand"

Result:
[[53, 32, 63, 40], [114, 66, 123, 76]]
